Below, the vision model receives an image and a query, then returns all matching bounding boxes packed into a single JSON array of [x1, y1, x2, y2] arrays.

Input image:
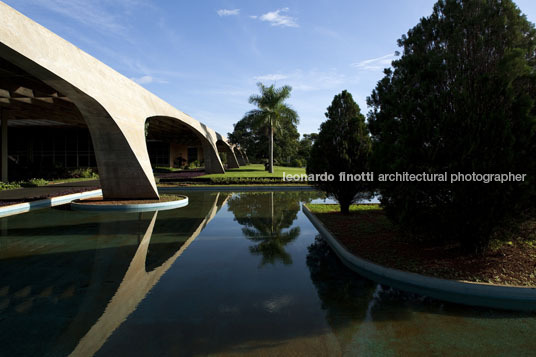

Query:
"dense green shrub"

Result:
[[184, 160, 202, 170], [207, 177, 286, 185], [290, 158, 305, 168], [68, 167, 98, 179], [0, 181, 21, 191], [367, 0, 536, 251], [20, 178, 48, 187], [307, 90, 372, 214]]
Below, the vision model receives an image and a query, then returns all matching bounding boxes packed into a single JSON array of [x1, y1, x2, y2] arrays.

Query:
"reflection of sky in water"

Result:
[[0, 190, 534, 356]]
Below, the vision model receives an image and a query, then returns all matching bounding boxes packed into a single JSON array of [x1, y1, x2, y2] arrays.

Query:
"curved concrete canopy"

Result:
[[0, 3, 230, 199]]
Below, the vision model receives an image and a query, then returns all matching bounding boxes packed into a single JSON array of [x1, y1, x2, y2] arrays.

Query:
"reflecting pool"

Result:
[[0, 191, 535, 356]]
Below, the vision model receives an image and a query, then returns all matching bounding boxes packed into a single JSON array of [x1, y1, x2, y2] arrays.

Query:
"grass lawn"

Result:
[[157, 183, 310, 187], [46, 177, 99, 185], [199, 164, 305, 178], [0, 176, 99, 191], [306, 203, 536, 286]]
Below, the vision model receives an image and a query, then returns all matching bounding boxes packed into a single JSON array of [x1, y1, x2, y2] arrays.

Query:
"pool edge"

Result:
[[0, 189, 103, 218], [302, 204, 536, 311]]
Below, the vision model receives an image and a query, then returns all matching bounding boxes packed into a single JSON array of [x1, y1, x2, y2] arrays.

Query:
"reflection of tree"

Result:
[[244, 225, 300, 266], [228, 191, 316, 266], [306, 236, 376, 349]]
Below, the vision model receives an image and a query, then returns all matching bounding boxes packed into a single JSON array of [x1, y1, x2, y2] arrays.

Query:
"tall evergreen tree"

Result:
[[307, 90, 372, 214], [367, 0, 536, 251]]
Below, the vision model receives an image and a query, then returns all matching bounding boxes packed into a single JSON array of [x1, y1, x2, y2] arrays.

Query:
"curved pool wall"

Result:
[[0, 190, 535, 356], [0, 189, 102, 218], [303, 205, 536, 311], [71, 196, 189, 212]]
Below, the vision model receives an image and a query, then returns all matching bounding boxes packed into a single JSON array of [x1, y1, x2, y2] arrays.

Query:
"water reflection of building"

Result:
[[0, 191, 229, 356]]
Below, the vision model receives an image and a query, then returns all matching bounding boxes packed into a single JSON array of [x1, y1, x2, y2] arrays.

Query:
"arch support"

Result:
[[84, 115, 159, 200], [203, 142, 225, 174], [217, 140, 240, 169], [234, 147, 247, 166]]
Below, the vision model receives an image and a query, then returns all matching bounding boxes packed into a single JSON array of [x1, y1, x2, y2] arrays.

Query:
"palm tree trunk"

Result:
[[269, 126, 274, 173], [270, 191, 274, 234]]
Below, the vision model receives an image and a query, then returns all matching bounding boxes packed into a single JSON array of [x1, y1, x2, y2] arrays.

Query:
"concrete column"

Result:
[[1, 110, 7, 182], [202, 142, 225, 174], [235, 148, 246, 166], [226, 146, 240, 169], [83, 115, 159, 200]]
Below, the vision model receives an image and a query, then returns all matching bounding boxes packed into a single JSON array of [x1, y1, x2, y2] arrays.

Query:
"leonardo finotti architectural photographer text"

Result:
[[283, 172, 527, 184]]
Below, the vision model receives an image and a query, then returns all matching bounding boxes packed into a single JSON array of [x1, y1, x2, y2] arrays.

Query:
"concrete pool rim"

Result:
[[0, 186, 317, 218], [302, 204, 536, 311], [158, 185, 317, 192], [71, 195, 189, 212]]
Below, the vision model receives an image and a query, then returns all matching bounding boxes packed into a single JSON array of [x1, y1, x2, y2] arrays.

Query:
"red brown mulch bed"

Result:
[[0, 186, 100, 207], [309, 205, 536, 287]]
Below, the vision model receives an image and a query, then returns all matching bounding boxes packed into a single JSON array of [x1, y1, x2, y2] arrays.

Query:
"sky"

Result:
[[4, 0, 536, 137]]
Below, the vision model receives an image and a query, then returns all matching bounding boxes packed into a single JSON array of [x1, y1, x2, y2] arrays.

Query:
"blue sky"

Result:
[[5, 0, 536, 137]]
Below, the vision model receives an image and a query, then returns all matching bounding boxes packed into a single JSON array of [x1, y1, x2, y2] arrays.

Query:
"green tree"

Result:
[[227, 192, 303, 266], [228, 115, 300, 165], [367, 0, 536, 251], [241, 83, 299, 173], [296, 133, 318, 166], [307, 90, 372, 214]]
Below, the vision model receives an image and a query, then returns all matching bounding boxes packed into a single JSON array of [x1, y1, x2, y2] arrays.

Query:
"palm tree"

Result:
[[243, 82, 298, 173], [229, 192, 301, 267]]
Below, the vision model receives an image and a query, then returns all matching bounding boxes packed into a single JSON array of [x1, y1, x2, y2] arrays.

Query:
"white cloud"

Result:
[[131, 75, 168, 84], [352, 53, 397, 71], [254, 74, 288, 81], [29, 0, 129, 34], [258, 8, 298, 28], [249, 15, 258, 19], [217, 9, 240, 17], [132, 75, 154, 84], [253, 69, 348, 92], [263, 295, 293, 313]]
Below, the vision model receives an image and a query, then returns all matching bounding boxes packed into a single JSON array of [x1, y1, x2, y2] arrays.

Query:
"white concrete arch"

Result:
[[145, 115, 225, 174], [216, 138, 240, 169], [0, 3, 231, 199]]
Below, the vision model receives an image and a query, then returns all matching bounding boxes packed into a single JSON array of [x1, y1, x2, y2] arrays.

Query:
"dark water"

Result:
[[0, 191, 534, 356]]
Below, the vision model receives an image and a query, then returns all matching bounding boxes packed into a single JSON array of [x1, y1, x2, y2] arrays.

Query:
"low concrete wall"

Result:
[[160, 185, 317, 192], [0, 189, 102, 218], [71, 196, 188, 212], [303, 205, 536, 311]]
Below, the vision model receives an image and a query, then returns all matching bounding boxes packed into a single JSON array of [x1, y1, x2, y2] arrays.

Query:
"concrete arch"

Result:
[[0, 3, 229, 198], [216, 138, 240, 169], [145, 116, 224, 174], [233, 146, 248, 166]]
